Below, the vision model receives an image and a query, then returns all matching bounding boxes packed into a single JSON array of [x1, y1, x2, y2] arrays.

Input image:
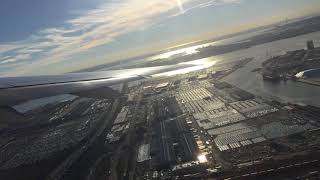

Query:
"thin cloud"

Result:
[[0, 58, 17, 64], [0, 0, 241, 76], [172, 0, 241, 16], [0, 44, 21, 53]]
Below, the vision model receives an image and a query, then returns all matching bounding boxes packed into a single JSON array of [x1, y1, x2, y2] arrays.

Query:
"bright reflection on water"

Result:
[[148, 41, 220, 60], [147, 28, 271, 61], [154, 58, 218, 77], [150, 31, 320, 106]]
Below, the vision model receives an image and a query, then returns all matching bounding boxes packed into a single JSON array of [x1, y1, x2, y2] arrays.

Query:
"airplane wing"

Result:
[[0, 64, 193, 106]]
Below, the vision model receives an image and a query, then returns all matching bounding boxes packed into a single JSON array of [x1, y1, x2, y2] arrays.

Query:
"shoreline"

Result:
[[296, 79, 320, 86]]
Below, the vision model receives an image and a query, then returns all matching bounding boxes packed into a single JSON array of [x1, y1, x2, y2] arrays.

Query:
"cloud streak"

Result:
[[0, 0, 240, 76]]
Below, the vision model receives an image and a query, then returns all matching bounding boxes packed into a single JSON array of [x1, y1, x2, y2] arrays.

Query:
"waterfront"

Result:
[[220, 31, 320, 107], [102, 31, 320, 106], [155, 31, 320, 106]]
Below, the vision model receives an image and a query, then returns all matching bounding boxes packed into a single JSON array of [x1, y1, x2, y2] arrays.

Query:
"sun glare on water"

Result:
[[154, 58, 218, 77]]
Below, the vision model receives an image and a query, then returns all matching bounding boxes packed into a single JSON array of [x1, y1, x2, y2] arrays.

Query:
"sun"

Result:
[[176, 0, 185, 13]]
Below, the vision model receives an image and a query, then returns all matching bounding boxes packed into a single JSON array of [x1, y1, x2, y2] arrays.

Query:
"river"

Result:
[[219, 31, 320, 107]]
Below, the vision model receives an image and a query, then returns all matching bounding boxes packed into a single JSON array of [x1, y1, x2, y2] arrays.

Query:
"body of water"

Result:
[[219, 31, 320, 106], [103, 31, 320, 106]]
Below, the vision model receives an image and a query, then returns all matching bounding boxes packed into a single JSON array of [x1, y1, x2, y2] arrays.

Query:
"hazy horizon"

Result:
[[1, 0, 320, 76]]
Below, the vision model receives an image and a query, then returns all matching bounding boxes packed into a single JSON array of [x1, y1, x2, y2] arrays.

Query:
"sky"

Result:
[[0, 0, 320, 76]]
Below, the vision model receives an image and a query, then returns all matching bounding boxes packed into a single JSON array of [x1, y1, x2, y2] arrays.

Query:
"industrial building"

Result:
[[150, 120, 176, 169], [307, 40, 315, 50], [137, 144, 151, 163], [230, 100, 278, 118]]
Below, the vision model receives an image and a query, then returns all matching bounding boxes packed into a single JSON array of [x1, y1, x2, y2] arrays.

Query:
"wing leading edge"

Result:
[[0, 64, 193, 106]]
